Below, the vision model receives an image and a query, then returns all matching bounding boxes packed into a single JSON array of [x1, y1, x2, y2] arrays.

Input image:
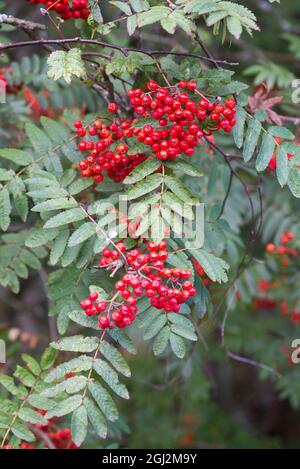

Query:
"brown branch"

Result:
[[0, 37, 239, 66], [0, 14, 46, 32]]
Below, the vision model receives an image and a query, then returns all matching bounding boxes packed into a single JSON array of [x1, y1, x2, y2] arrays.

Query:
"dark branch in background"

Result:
[[193, 30, 221, 69], [0, 37, 239, 66], [226, 350, 281, 378], [205, 137, 264, 356], [0, 14, 46, 39]]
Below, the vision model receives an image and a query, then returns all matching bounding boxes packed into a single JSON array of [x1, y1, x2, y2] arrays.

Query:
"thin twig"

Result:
[[0, 38, 239, 66]]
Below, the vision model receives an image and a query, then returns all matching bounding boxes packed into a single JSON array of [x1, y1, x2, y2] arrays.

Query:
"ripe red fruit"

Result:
[[89, 291, 98, 301], [98, 316, 109, 329], [107, 102, 119, 113]]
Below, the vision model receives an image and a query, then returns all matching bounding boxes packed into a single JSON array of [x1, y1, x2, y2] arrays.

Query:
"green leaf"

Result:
[[68, 222, 96, 247], [32, 198, 77, 212], [227, 16, 243, 39], [165, 160, 202, 177], [41, 376, 87, 397], [71, 405, 88, 447], [49, 229, 69, 265], [21, 354, 41, 376], [161, 16, 176, 34], [40, 346, 57, 370], [0, 149, 33, 166], [19, 407, 47, 425], [99, 341, 131, 378], [0, 169, 14, 181], [169, 332, 186, 359], [143, 314, 167, 340], [13, 191, 28, 222], [14, 366, 36, 387], [276, 142, 290, 187], [46, 394, 82, 419], [153, 326, 170, 356], [243, 118, 262, 162], [126, 174, 163, 200], [88, 382, 119, 422], [27, 187, 68, 199], [44, 208, 86, 228], [11, 423, 35, 442], [45, 355, 93, 383], [127, 14, 137, 35], [0, 187, 11, 231], [93, 359, 129, 399], [164, 175, 196, 203], [130, 0, 150, 12], [69, 310, 99, 330], [91, 3, 103, 23], [68, 178, 93, 195], [256, 133, 276, 172], [0, 374, 27, 398], [288, 166, 300, 198], [268, 126, 294, 140], [110, 0, 132, 15], [123, 158, 161, 184], [232, 108, 247, 149], [84, 397, 107, 439], [51, 335, 99, 353], [170, 324, 197, 341], [27, 394, 55, 411], [162, 192, 194, 220], [108, 329, 137, 355], [47, 49, 86, 84], [189, 249, 229, 283], [20, 249, 41, 270], [25, 228, 58, 248], [137, 6, 170, 27]]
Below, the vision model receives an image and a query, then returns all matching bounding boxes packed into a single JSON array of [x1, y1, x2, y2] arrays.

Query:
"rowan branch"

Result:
[[0, 37, 239, 66], [0, 14, 46, 33]]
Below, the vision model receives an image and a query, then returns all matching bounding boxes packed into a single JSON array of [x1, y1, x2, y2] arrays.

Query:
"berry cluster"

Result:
[[130, 80, 237, 161], [3, 411, 76, 449], [80, 240, 196, 330], [266, 231, 298, 266], [75, 81, 237, 185], [0, 67, 21, 95], [251, 232, 300, 325], [253, 278, 300, 326], [27, 0, 90, 20], [75, 118, 146, 183]]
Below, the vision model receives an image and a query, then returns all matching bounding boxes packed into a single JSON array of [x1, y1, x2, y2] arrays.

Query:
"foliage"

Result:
[[0, 0, 300, 450]]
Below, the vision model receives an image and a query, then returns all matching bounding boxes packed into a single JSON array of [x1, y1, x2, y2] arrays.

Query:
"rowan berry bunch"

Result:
[[0, 67, 21, 95], [130, 80, 237, 161], [75, 81, 237, 185], [253, 278, 300, 326], [3, 411, 76, 450], [26, 0, 90, 20], [80, 240, 196, 330], [266, 231, 298, 266], [75, 118, 147, 184]]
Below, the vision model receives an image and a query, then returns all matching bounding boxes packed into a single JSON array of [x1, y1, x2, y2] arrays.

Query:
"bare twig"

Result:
[[0, 37, 239, 66], [0, 14, 46, 33]]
